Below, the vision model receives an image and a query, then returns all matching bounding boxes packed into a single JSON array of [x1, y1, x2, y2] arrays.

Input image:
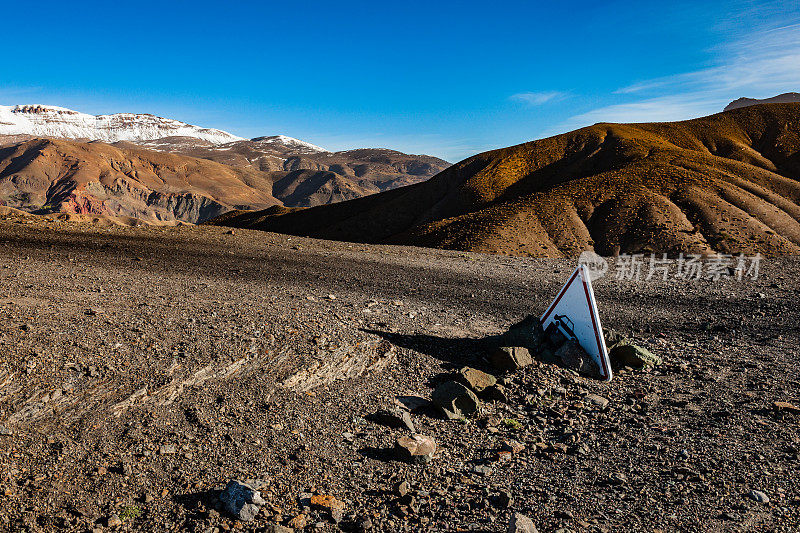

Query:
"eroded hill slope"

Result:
[[0, 139, 280, 223], [216, 103, 800, 257], [150, 140, 451, 207]]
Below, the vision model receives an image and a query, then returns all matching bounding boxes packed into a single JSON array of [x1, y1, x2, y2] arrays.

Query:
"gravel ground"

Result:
[[0, 215, 798, 532]]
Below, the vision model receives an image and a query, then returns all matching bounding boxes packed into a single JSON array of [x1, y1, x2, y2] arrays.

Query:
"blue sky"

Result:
[[2, 0, 799, 161]]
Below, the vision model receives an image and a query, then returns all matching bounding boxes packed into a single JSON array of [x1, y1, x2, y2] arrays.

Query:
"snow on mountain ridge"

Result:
[[250, 135, 328, 153], [0, 104, 244, 144]]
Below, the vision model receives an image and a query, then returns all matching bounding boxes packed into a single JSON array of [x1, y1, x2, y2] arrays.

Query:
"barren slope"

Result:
[[216, 103, 800, 257], [150, 139, 451, 207], [0, 139, 280, 223], [0, 117, 450, 213]]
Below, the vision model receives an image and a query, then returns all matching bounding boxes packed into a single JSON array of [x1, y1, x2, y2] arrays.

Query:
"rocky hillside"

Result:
[[724, 93, 800, 111], [0, 138, 280, 223], [137, 139, 451, 207], [0, 105, 451, 212], [0, 135, 450, 221], [214, 103, 800, 257]]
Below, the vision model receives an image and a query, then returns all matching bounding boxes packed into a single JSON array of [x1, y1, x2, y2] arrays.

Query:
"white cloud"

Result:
[[559, 21, 800, 133], [554, 94, 723, 134], [628, 22, 800, 95], [614, 79, 675, 95], [510, 91, 565, 106]]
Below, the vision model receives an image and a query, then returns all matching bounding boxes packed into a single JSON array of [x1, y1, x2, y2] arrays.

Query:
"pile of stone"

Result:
[[291, 314, 660, 532], [368, 407, 439, 464], [490, 315, 662, 379], [418, 316, 662, 426], [378, 367, 504, 464], [335, 315, 661, 530]]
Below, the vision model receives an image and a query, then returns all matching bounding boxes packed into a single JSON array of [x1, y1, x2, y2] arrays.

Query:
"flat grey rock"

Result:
[[220, 480, 266, 521]]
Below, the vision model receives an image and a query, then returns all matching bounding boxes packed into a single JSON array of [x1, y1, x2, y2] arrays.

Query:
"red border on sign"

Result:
[[541, 269, 580, 323]]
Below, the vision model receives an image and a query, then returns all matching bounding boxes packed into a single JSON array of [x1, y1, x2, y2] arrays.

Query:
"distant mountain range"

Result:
[[724, 93, 800, 111], [215, 102, 800, 258], [0, 104, 242, 144], [129, 137, 449, 206], [0, 105, 450, 221]]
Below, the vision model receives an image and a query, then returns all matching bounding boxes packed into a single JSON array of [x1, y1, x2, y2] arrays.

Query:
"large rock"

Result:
[[497, 315, 545, 352], [458, 366, 497, 392], [544, 323, 568, 350], [603, 327, 628, 347], [507, 512, 538, 533], [609, 343, 662, 368], [604, 328, 662, 368], [219, 480, 266, 522], [585, 393, 610, 409], [555, 339, 602, 379], [394, 434, 437, 464], [489, 346, 532, 372], [431, 381, 481, 419], [371, 407, 416, 432]]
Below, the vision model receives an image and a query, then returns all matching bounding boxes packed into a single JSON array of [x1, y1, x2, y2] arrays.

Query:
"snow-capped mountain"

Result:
[[251, 135, 327, 154], [0, 104, 451, 221], [0, 104, 244, 144]]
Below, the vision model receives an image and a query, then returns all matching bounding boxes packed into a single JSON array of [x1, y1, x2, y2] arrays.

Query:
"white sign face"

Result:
[[540, 264, 613, 381]]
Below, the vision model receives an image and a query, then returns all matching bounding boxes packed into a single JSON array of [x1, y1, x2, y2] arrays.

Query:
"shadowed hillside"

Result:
[[127, 139, 451, 206], [214, 103, 800, 257]]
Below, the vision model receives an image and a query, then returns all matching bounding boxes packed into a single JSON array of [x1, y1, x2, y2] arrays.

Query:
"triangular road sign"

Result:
[[540, 264, 613, 381]]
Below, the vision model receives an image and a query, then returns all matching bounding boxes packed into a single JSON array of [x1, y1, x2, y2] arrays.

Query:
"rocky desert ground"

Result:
[[1, 213, 799, 532]]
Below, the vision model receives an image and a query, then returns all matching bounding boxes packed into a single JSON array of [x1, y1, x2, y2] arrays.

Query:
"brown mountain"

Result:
[[0, 124, 450, 215], [0, 138, 280, 223], [132, 137, 451, 207], [0, 134, 450, 221], [213, 103, 800, 257], [724, 93, 800, 111]]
